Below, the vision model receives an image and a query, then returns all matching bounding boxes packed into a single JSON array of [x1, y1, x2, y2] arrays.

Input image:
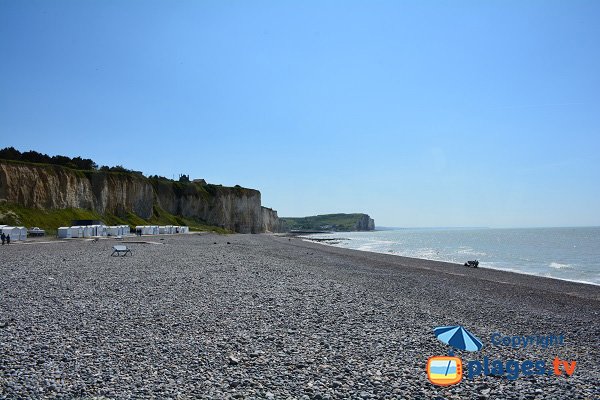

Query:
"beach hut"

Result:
[[159, 226, 168, 234], [121, 225, 131, 236], [70, 226, 84, 238], [107, 226, 120, 236], [81, 226, 92, 238], [90, 225, 99, 236], [136, 225, 150, 235], [57, 227, 72, 239], [16, 227, 27, 240], [180, 226, 189, 234]]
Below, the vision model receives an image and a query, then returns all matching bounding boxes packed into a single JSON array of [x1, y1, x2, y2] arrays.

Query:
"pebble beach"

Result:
[[1, 233, 598, 399]]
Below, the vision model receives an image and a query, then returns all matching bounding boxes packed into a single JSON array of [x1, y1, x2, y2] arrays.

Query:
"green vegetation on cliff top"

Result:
[[280, 213, 371, 232], [0, 148, 253, 192]]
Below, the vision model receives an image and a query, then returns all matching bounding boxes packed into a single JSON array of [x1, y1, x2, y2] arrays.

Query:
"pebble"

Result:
[[0, 234, 596, 398]]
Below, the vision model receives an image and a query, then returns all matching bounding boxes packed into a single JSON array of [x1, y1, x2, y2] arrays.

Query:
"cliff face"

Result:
[[153, 181, 264, 234], [0, 162, 154, 218], [0, 161, 278, 233], [355, 214, 376, 231], [261, 207, 281, 233]]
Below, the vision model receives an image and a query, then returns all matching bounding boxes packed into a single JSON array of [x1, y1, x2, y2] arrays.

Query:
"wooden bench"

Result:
[[111, 245, 132, 257]]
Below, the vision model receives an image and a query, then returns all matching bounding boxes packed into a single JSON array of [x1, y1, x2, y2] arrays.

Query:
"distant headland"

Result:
[[280, 213, 375, 232]]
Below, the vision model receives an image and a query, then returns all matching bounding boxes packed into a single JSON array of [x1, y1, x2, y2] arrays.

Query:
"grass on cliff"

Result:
[[0, 203, 230, 235]]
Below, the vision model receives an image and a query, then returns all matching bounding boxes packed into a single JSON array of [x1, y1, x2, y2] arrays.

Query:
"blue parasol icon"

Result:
[[434, 325, 483, 352]]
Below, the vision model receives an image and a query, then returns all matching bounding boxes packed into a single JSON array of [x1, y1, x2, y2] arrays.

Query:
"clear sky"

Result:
[[1, 1, 599, 227]]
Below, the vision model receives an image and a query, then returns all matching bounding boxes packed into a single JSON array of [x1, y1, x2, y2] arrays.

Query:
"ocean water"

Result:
[[303, 227, 600, 285]]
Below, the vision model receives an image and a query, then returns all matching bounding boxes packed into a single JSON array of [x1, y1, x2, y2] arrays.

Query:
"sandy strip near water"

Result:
[[1, 233, 598, 399]]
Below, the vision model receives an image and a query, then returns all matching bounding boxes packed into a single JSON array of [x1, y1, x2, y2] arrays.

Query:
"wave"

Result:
[[549, 262, 574, 269]]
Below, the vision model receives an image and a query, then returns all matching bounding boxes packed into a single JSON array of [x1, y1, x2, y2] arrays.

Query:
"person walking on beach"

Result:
[[1, 233, 5, 245], [6, 234, 10, 245]]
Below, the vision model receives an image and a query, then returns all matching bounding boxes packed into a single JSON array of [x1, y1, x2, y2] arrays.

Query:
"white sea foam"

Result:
[[549, 262, 573, 269]]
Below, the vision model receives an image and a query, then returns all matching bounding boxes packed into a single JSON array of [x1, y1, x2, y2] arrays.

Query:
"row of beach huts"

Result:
[[57, 224, 189, 239], [0, 225, 28, 241], [1, 224, 190, 241]]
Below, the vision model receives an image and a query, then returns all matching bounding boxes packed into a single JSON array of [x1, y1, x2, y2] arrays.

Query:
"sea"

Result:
[[303, 227, 600, 286]]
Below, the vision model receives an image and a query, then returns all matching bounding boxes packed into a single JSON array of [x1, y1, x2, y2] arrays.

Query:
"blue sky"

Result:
[[1, 1, 599, 227]]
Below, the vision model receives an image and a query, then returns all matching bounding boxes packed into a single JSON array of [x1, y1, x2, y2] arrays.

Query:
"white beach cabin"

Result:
[[90, 225, 101, 237], [82, 226, 93, 238], [57, 227, 72, 239], [70, 226, 84, 238], [97, 225, 107, 236], [16, 227, 27, 240]]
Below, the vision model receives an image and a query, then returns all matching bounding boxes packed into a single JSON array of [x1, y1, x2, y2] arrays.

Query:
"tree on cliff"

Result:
[[0, 147, 96, 170]]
